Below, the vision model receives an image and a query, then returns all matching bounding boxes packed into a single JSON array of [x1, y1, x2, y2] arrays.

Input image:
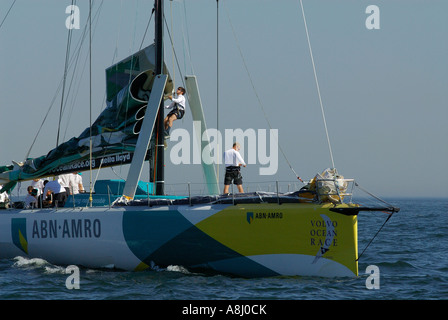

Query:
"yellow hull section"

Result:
[[196, 203, 359, 276]]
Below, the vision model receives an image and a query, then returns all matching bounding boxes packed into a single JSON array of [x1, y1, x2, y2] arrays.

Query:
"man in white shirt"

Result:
[[70, 172, 85, 195], [0, 184, 9, 208], [164, 86, 186, 139], [223, 142, 246, 194], [58, 173, 72, 195], [43, 179, 67, 208]]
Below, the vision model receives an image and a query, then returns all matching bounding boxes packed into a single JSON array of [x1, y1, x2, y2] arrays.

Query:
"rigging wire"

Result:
[[86, 1, 156, 194], [299, 0, 335, 169], [86, 0, 129, 188], [356, 212, 395, 262], [164, 16, 186, 89], [89, 0, 93, 207], [216, 0, 220, 184], [24, 82, 63, 161], [222, 3, 304, 183], [353, 183, 398, 261], [62, 0, 105, 142], [355, 182, 397, 208], [95, 1, 153, 196], [109, 0, 140, 183], [0, 0, 16, 31], [170, 0, 175, 87], [138, 5, 154, 50], [24, 0, 104, 160], [57, 0, 76, 148], [181, 0, 194, 76]]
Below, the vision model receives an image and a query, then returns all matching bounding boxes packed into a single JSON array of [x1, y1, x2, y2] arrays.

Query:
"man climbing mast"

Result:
[[164, 86, 186, 139]]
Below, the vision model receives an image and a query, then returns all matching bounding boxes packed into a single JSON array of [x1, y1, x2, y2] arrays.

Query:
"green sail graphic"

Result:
[[0, 44, 173, 193]]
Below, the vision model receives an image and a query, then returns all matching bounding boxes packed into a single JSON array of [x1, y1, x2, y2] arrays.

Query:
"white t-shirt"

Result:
[[58, 174, 72, 188], [43, 180, 65, 195], [165, 95, 186, 110], [0, 185, 8, 203], [30, 179, 45, 196], [70, 174, 84, 195], [223, 148, 246, 167]]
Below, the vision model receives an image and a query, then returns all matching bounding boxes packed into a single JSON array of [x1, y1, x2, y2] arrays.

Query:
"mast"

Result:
[[155, 0, 165, 195], [121, 0, 167, 200]]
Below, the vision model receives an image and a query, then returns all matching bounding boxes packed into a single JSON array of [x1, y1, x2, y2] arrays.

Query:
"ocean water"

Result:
[[0, 198, 447, 304]]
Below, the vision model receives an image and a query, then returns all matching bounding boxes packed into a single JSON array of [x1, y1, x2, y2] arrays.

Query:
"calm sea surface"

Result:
[[1, 198, 447, 304]]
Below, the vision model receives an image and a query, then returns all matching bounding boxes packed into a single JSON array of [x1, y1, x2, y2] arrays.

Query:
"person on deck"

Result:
[[164, 87, 186, 139], [30, 178, 45, 197], [43, 179, 67, 208], [24, 186, 38, 209], [0, 184, 9, 208], [70, 172, 85, 195], [58, 173, 72, 195], [223, 142, 246, 194]]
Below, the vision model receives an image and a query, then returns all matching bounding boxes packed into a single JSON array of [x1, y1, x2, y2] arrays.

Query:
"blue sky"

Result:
[[1, 0, 447, 198]]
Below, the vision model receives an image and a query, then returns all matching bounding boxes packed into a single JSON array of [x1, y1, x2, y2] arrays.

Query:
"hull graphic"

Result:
[[0, 203, 358, 277]]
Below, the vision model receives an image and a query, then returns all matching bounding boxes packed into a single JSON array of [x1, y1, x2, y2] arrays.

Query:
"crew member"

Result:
[[223, 142, 246, 194]]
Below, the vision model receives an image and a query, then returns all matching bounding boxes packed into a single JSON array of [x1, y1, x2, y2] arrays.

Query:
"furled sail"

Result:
[[0, 44, 173, 193]]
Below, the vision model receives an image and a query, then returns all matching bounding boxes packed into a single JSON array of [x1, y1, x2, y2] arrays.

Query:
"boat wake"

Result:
[[12, 256, 195, 277], [13, 256, 67, 274], [166, 265, 194, 275], [13, 256, 49, 268]]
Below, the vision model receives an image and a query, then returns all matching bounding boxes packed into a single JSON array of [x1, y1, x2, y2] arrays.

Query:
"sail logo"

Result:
[[11, 218, 28, 254], [169, 121, 278, 175], [246, 211, 283, 224], [101, 153, 131, 165]]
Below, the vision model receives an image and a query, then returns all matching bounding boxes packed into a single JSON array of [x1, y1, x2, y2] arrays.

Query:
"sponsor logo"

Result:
[[50, 152, 133, 175], [31, 219, 101, 239], [246, 212, 254, 224], [311, 214, 337, 263], [246, 211, 283, 224], [11, 218, 28, 254]]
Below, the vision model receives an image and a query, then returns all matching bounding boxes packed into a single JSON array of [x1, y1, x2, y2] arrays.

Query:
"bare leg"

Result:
[[168, 114, 177, 128], [237, 184, 244, 193], [164, 114, 177, 138]]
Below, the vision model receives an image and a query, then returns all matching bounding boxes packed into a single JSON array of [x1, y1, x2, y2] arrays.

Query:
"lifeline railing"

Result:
[[106, 177, 394, 211], [7, 176, 394, 210], [155, 178, 357, 206]]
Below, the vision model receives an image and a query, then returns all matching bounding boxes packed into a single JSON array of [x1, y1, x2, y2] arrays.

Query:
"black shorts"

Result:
[[168, 108, 185, 120], [224, 167, 243, 185], [53, 192, 67, 208]]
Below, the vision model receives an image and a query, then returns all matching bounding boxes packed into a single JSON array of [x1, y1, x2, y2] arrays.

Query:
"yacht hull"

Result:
[[0, 203, 358, 277]]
